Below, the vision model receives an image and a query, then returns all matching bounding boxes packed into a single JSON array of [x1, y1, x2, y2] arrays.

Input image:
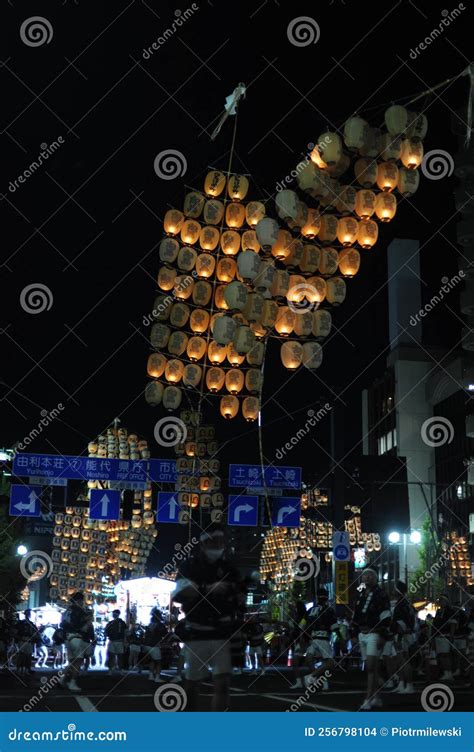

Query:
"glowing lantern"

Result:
[[246, 201, 265, 227], [242, 397, 259, 422], [293, 311, 313, 337], [233, 325, 256, 354], [220, 230, 240, 256], [241, 230, 260, 253], [226, 202, 246, 228], [214, 286, 229, 310], [376, 162, 399, 192], [183, 191, 205, 218], [317, 132, 343, 166], [326, 277, 347, 306], [213, 316, 237, 345], [186, 336, 207, 361], [374, 192, 397, 222], [163, 386, 182, 411], [380, 133, 402, 161], [254, 260, 276, 292], [203, 199, 225, 225], [190, 308, 210, 333], [192, 280, 212, 306], [199, 226, 220, 251], [225, 369, 244, 394], [256, 217, 279, 251], [243, 292, 264, 322], [180, 219, 201, 245], [251, 321, 266, 338], [283, 239, 304, 269], [152, 294, 170, 322], [150, 323, 170, 349], [338, 248, 360, 277], [400, 138, 423, 169], [301, 208, 321, 239], [220, 395, 239, 419], [167, 331, 188, 356], [204, 170, 226, 197], [164, 209, 184, 235], [385, 104, 408, 136], [195, 253, 215, 279], [276, 189, 298, 221], [312, 309, 332, 339], [165, 359, 184, 383], [337, 217, 358, 246], [343, 116, 369, 150], [246, 341, 264, 365], [206, 367, 225, 392], [224, 281, 248, 311], [302, 342, 323, 370], [145, 381, 163, 406], [271, 270, 290, 299], [355, 190, 376, 219], [183, 364, 202, 388], [300, 245, 320, 274], [158, 266, 176, 291], [227, 174, 249, 201], [287, 275, 306, 304], [245, 369, 262, 393], [318, 215, 338, 244], [296, 159, 318, 193], [217, 258, 237, 282], [357, 219, 378, 249], [406, 111, 428, 141], [259, 300, 278, 329], [237, 251, 261, 282], [177, 246, 197, 272], [280, 341, 303, 369], [327, 153, 350, 178], [359, 127, 381, 158], [159, 238, 179, 264], [174, 275, 193, 300], [337, 185, 357, 215], [319, 247, 338, 277], [306, 276, 327, 303], [208, 340, 227, 364], [169, 302, 190, 327], [271, 229, 293, 261], [397, 167, 420, 197], [226, 343, 245, 365], [275, 306, 296, 336]]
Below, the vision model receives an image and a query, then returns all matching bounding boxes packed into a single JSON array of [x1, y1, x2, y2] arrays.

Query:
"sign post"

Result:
[[332, 531, 351, 605]]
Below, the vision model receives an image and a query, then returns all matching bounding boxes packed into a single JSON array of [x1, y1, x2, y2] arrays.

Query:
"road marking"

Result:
[[75, 696, 98, 712]]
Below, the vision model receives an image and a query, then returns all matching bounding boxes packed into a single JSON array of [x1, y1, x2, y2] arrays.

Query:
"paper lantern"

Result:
[[224, 280, 248, 311], [319, 247, 338, 277], [312, 309, 332, 339], [283, 239, 304, 269], [326, 277, 346, 306], [158, 266, 176, 291], [167, 331, 188, 356], [337, 217, 358, 246], [319, 178, 339, 208], [145, 381, 164, 406], [376, 162, 399, 192], [270, 270, 289, 299], [354, 158, 377, 187], [280, 341, 303, 369], [293, 311, 313, 337], [204, 170, 226, 197], [275, 306, 296, 336], [397, 167, 420, 197], [337, 185, 357, 215], [243, 292, 264, 322], [343, 116, 369, 150], [254, 260, 276, 292], [159, 237, 179, 264], [245, 369, 262, 394], [164, 209, 184, 235], [374, 192, 397, 222], [357, 219, 378, 249], [327, 153, 350, 178], [186, 336, 207, 361], [385, 104, 408, 136], [251, 321, 266, 338], [355, 190, 376, 219], [302, 342, 323, 370], [317, 132, 343, 166], [169, 302, 190, 328], [338, 248, 360, 278], [225, 369, 244, 394], [195, 253, 216, 279], [296, 159, 319, 193], [226, 202, 246, 228], [150, 323, 170, 349], [214, 285, 230, 310], [206, 367, 225, 392], [242, 396, 259, 422], [260, 299, 279, 329], [256, 217, 279, 251], [318, 215, 338, 244], [192, 280, 212, 306], [226, 342, 245, 365], [183, 364, 202, 388], [306, 276, 327, 303], [227, 174, 249, 201], [203, 199, 225, 225], [190, 308, 210, 333], [208, 340, 227, 364], [220, 395, 239, 419], [151, 294, 171, 322], [246, 202, 265, 227], [165, 359, 184, 383], [359, 127, 381, 158], [246, 342, 264, 368], [237, 251, 261, 282], [183, 191, 205, 218], [400, 138, 423, 169], [287, 275, 306, 304], [233, 325, 256, 354], [241, 230, 260, 254], [380, 133, 402, 162], [300, 245, 320, 274], [163, 386, 182, 411], [276, 189, 298, 221], [406, 111, 428, 141], [213, 315, 237, 345], [199, 226, 220, 251], [220, 230, 240, 256], [174, 275, 193, 300], [271, 229, 293, 261], [180, 219, 201, 245], [301, 208, 321, 239], [177, 246, 197, 272], [217, 258, 237, 282]]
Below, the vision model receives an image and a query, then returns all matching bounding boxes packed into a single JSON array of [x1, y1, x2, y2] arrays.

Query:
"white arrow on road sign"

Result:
[[168, 496, 179, 519], [15, 490, 38, 513], [277, 505, 296, 524], [233, 503, 253, 522], [99, 494, 111, 517]]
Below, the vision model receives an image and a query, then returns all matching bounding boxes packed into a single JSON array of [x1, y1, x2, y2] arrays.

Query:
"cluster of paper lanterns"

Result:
[[447, 533, 473, 587]]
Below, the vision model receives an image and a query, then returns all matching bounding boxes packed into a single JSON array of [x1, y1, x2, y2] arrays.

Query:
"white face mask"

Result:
[[204, 548, 224, 563]]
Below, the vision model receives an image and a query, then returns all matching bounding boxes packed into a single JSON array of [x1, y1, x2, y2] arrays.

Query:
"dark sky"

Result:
[[1, 0, 470, 488]]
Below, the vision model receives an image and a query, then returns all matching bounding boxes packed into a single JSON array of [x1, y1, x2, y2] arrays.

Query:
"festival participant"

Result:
[[105, 609, 127, 673], [390, 581, 416, 694], [246, 620, 265, 675], [173, 525, 247, 711], [16, 610, 39, 676], [126, 621, 144, 672], [144, 610, 167, 682], [0, 614, 8, 671], [60, 592, 92, 692], [352, 569, 391, 710], [290, 588, 336, 690], [432, 594, 457, 681], [51, 626, 65, 669]]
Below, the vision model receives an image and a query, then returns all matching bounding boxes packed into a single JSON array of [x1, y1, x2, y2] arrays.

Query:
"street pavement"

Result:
[[1, 667, 472, 712]]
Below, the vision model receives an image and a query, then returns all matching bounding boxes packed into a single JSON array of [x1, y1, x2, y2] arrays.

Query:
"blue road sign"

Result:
[[89, 489, 121, 521], [157, 492, 182, 523], [9, 485, 42, 517], [148, 459, 178, 483], [271, 497, 301, 528], [229, 464, 302, 490], [333, 531, 350, 561], [228, 495, 259, 526]]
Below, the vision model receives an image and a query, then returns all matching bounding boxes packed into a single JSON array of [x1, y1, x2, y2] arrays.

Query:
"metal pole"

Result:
[[403, 534, 408, 584]]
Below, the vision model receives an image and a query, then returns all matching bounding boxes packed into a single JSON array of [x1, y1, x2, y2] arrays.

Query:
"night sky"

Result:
[[1, 0, 470, 542]]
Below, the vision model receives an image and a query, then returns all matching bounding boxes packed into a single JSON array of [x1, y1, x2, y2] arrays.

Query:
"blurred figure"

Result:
[[60, 592, 92, 692], [432, 594, 457, 681], [290, 588, 336, 691], [246, 620, 265, 675], [16, 610, 39, 676], [144, 609, 167, 682], [126, 622, 144, 672], [51, 626, 65, 669], [105, 610, 127, 673], [390, 581, 416, 694]]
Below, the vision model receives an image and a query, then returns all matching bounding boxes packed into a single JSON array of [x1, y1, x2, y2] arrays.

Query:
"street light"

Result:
[[16, 544, 28, 556], [409, 530, 422, 544], [387, 530, 422, 583], [388, 531, 400, 544]]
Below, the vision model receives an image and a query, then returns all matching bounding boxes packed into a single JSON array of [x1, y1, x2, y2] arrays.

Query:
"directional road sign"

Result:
[[271, 497, 301, 528], [228, 495, 259, 526], [9, 485, 42, 517], [156, 492, 182, 523], [229, 464, 301, 490], [332, 531, 350, 561], [89, 489, 121, 521]]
